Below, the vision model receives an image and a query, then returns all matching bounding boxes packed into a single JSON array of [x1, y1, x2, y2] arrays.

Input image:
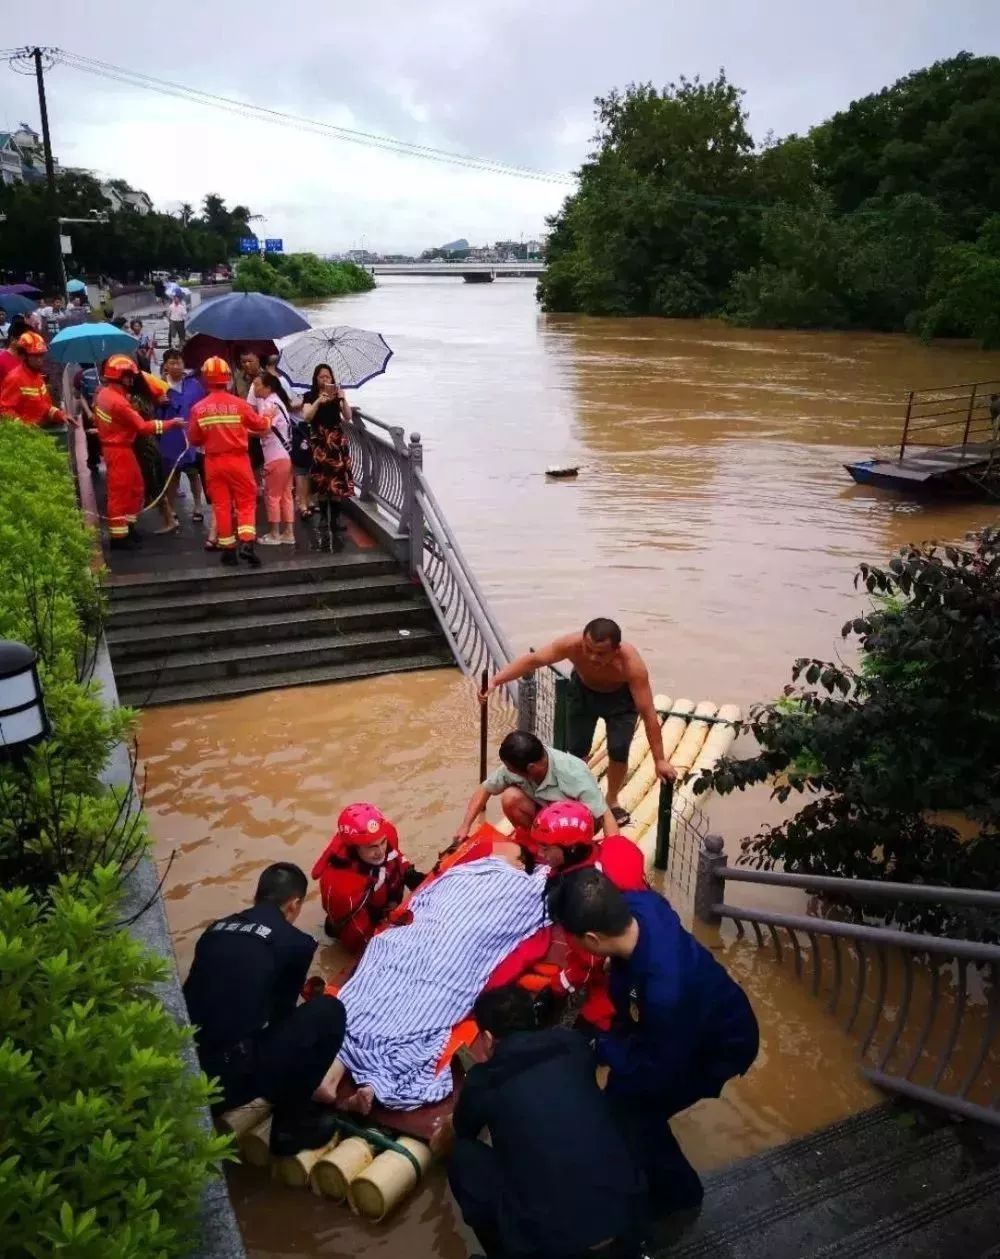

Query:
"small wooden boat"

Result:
[[545, 465, 579, 479]]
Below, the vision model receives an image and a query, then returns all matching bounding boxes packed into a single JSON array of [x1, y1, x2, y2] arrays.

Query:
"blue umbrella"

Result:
[[48, 322, 138, 365], [187, 291, 309, 341], [0, 294, 38, 317], [66, 278, 88, 295]]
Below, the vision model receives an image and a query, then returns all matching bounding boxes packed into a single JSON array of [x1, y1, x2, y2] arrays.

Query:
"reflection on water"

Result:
[[142, 281, 1000, 1256]]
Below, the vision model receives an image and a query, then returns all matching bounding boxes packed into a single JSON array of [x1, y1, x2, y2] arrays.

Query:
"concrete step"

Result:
[[117, 651, 453, 708], [106, 550, 398, 603], [108, 572, 416, 627], [811, 1164, 1000, 1258], [106, 598, 437, 659], [662, 1123, 964, 1259], [112, 625, 445, 686]]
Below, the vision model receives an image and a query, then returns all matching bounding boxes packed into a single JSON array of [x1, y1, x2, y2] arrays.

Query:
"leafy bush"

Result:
[[234, 251, 375, 300], [0, 866, 233, 1259], [0, 423, 145, 888], [697, 530, 1000, 935]]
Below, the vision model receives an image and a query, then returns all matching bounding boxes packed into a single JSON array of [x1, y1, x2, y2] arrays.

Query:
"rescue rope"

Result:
[[329, 1114, 425, 1176]]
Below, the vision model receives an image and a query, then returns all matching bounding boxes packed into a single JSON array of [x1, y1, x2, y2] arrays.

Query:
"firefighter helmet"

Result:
[[201, 355, 232, 386], [15, 331, 47, 356], [103, 355, 139, 381]]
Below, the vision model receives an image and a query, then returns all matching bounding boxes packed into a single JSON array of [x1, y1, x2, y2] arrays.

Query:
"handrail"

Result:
[[719, 865, 1000, 910], [694, 837, 1000, 1128]]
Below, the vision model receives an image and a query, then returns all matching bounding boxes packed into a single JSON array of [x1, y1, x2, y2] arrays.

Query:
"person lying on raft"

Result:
[[312, 803, 426, 953], [527, 800, 646, 1031], [310, 842, 551, 1115], [453, 730, 618, 848], [182, 863, 348, 1156]]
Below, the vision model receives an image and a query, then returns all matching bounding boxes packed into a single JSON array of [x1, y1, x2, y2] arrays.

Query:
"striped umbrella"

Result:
[[277, 325, 393, 390]]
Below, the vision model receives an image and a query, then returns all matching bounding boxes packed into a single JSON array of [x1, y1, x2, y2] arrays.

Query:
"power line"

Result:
[[47, 48, 576, 186]]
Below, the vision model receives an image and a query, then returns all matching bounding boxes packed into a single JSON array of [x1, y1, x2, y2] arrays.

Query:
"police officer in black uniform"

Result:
[[184, 862, 346, 1155]]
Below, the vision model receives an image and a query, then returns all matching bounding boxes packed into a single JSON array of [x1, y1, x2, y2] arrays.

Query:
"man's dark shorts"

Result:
[[566, 671, 639, 765]]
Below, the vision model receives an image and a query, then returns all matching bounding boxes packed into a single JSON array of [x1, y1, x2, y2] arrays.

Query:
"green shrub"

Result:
[[0, 866, 234, 1259], [234, 251, 375, 300], [0, 423, 146, 888]]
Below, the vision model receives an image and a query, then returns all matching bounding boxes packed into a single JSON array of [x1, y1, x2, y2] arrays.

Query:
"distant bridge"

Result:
[[370, 260, 544, 283]]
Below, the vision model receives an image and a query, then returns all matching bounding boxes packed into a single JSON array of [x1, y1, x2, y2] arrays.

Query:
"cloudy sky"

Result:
[[2, 1, 997, 254]]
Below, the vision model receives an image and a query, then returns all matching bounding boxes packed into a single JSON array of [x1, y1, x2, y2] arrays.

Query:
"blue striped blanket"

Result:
[[338, 856, 549, 1109]]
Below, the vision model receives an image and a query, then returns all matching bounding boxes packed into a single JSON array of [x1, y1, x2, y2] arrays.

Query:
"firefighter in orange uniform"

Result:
[[529, 800, 647, 1031], [188, 357, 271, 568], [0, 332, 69, 426], [94, 356, 184, 549]]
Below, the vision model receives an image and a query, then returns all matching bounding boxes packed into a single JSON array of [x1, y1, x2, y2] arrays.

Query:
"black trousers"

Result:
[[448, 1139, 643, 1259], [206, 994, 346, 1113], [609, 1099, 704, 1216]]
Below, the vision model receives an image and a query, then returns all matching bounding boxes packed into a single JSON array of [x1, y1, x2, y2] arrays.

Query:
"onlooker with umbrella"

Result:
[[158, 349, 207, 525], [301, 364, 354, 551], [253, 370, 296, 546]]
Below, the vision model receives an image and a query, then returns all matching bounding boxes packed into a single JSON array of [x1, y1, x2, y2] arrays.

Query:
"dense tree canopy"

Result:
[[0, 173, 254, 285], [696, 530, 1000, 936], [540, 53, 1000, 345], [233, 253, 375, 300]]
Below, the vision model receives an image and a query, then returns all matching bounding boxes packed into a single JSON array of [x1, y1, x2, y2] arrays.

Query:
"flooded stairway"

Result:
[[655, 1102, 1000, 1259], [106, 547, 452, 707]]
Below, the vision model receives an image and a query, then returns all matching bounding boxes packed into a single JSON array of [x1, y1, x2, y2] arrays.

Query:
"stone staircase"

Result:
[[652, 1103, 1000, 1259], [105, 550, 453, 707]]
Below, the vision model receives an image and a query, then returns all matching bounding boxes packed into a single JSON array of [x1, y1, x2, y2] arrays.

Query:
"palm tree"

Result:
[[179, 202, 194, 227], [201, 194, 229, 236]]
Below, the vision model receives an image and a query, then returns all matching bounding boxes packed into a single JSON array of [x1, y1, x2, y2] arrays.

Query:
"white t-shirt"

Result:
[[167, 298, 186, 322], [258, 395, 292, 464]]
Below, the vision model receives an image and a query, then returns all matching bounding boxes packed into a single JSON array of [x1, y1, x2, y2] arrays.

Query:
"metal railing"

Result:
[[344, 409, 568, 742], [694, 837, 1000, 1127], [899, 378, 1000, 460]]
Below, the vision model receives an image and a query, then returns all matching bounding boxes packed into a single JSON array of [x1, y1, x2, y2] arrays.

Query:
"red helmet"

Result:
[[530, 800, 596, 853], [15, 331, 47, 356], [335, 802, 397, 850], [201, 355, 232, 386], [103, 354, 139, 381]]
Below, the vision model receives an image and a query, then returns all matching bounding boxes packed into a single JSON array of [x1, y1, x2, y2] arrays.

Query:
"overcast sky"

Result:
[[2, 1, 998, 254]]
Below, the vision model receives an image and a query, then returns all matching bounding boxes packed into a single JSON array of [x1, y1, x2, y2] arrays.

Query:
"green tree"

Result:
[[539, 74, 761, 317], [697, 530, 1000, 936], [178, 202, 194, 227], [919, 213, 1000, 347]]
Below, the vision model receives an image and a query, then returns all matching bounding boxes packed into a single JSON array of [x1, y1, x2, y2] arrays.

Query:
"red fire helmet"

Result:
[[336, 802, 397, 849], [529, 800, 596, 851]]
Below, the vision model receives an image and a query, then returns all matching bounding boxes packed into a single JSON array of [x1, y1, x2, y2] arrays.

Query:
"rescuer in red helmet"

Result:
[[311, 803, 426, 954], [93, 355, 184, 548], [529, 800, 646, 1030], [187, 356, 271, 568], [0, 331, 69, 426]]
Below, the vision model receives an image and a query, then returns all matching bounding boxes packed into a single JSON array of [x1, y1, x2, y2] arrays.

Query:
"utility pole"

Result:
[[31, 46, 67, 295]]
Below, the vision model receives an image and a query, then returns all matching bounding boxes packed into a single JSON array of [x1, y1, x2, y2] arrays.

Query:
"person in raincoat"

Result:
[[547, 868, 759, 1218]]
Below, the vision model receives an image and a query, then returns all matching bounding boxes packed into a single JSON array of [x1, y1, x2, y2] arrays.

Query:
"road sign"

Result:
[[264, 238, 284, 254], [239, 237, 259, 255], [60, 234, 72, 255]]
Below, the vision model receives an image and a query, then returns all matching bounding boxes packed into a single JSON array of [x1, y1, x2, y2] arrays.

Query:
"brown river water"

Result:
[[140, 279, 1000, 1257]]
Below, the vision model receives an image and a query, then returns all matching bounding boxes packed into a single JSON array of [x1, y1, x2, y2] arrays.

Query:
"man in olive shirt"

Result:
[[454, 730, 618, 843]]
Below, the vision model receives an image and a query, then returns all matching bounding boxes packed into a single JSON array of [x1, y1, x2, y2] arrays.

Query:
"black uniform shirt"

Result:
[[183, 902, 317, 1054]]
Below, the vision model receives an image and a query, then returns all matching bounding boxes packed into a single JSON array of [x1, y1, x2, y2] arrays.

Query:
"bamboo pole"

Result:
[[238, 1117, 273, 1168], [310, 1135, 375, 1201], [349, 1138, 434, 1220], [669, 701, 718, 776], [218, 1099, 271, 1139], [273, 1134, 340, 1188]]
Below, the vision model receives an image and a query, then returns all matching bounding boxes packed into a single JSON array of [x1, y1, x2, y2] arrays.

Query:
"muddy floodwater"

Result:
[[141, 279, 1000, 1257]]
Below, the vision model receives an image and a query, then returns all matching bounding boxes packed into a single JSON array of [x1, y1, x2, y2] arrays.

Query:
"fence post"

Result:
[[653, 779, 674, 871], [961, 386, 977, 451], [899, 391, 914, 462], [552, 673, 570, 751], [353, 409, 374, 502], [693, 834, 727, 925], [517, 671, 538, 735], [405, 432, 424, 578]]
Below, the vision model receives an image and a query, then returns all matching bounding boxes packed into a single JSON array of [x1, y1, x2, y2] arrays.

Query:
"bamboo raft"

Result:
[[219, 695, 740, 1219]]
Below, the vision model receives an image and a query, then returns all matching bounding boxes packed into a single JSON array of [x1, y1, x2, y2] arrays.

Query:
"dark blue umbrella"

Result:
[[0, 283, 42, 297], [187, 291, 309, 341], [0, 294, 38, 317]]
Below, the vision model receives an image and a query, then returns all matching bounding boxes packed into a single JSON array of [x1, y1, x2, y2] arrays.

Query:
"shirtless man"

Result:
[[484, 618, 676, 824]]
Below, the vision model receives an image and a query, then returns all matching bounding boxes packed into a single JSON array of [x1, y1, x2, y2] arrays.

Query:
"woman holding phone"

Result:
[[301, 363, 354, 551]]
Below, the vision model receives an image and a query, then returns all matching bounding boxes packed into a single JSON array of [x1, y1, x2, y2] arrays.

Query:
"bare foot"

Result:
[[340, 1085, 375, 1116]]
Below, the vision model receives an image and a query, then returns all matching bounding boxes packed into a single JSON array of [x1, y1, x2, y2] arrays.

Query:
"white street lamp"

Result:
[[0, 641, 50, 760]]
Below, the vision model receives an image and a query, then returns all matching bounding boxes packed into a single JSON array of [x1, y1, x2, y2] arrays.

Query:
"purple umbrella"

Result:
[[0, 283, 43, 298]]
